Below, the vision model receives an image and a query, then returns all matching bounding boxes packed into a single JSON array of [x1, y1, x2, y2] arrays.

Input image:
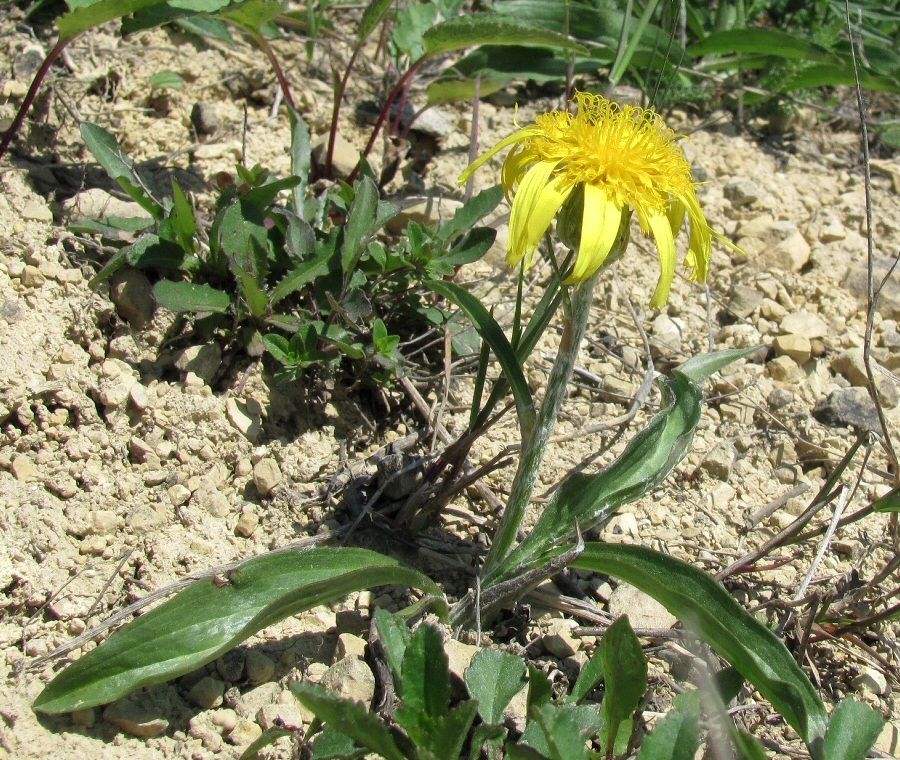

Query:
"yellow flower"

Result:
[[459, 92, 732, 307]]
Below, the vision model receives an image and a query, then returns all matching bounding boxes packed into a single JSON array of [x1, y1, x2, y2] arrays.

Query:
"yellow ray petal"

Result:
[[648, 211, 676, 308], [667, 198, 686, 237], [458, 127, 539, 185], [507, 161, 571, 268], [564, 183, 624, 284], [679, 189, 712, 283]]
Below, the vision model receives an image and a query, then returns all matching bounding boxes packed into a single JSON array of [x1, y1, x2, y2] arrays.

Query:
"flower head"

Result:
[[460, 92, 730, 307]]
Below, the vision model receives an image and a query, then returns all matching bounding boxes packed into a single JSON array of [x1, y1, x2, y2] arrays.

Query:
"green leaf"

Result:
[[571, 544, 828, 758], [310, 725, 367, 759], [401, 624, 449, 718], [168, 179, 196, 254], [291, 683, 405, 760], [779, 64, 900, 95], [238, 726, 293, 759], [823, 698, 884, 760], [495, 347, 758, 581], [150, 70, 185, 90], [244, 176, 303, 209], [34, 548, 443, 714], [358, 0, 392, 43], [126, 234, 195, 271], [341, 177, 378, 283], [263, 333, 293, 364], [234, 266, 270, 318], [221, 0, 283, 33], [599, 616, 646, 755], [521, 702, 600, 760], [437, 185, 503, 240], [732, 730, 768, 760], [423, 15, 587, 56], [687, 28, 838, 63], [153, 280, 231, 313], [440, 227, 496, 267], [215, 200, 270, 281], [426, 279, 535, 445], [271, 249, 332, 305], [57, 0, 168, 38], [873, 485, 900, 513], [288, 109, 312, 216], [636, 709, 699, 760], [465, 648, 527, 725], [373, 608, 410, 686], [526, 665, 553, 712], [80, 123, 163, 220], [566, 645, 604, 705], [175, 15, 235, 42]]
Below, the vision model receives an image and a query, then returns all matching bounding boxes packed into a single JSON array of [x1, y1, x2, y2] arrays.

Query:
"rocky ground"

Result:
[[1, 7, 900, 759]]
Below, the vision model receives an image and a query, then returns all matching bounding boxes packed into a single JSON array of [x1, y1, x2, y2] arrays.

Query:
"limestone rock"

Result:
[[729, 285, 763, 318], [103, 699, 169, 738], [63, 188, 150, 222], [767, 355, 805, 384], [245, 650, 276, 685], [813, 387, 882, 432], [772, 333, 811, 364], [188, 676, 227, 709], [724, 178, 764, 207], [781, 311, 829, 340], [253, 457, 282, 496], [174, 343, 221, 385], [321, 656, 376, 706], [110, 267, 155, 329], [700, 444, 736, 482], [226, 397, 262, 442], [831, 347, 868, 386], [542, 619, 579, 658], [608, 583, 677, 630]]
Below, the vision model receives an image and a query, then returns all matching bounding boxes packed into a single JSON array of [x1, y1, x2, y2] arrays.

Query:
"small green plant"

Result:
[[74, 115, 503, 387]]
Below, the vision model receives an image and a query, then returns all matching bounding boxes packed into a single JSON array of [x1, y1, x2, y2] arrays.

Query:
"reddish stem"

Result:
[[326, 44, 362, 178], [250, 31, 295, 111], [0, 36, 75, 161]]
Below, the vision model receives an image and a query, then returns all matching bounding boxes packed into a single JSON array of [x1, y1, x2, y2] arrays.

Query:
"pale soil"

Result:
[[1, 7, 900, 759]]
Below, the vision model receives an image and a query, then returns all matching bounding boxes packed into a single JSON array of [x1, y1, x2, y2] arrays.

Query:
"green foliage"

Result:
[[76, 118, 502, 389]]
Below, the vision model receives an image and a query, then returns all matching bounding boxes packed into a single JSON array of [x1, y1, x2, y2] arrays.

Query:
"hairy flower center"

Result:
[[525, 93, 694, 214]]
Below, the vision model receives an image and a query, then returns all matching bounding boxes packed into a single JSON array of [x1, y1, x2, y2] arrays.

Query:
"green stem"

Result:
[[481, 275, 597, 579]]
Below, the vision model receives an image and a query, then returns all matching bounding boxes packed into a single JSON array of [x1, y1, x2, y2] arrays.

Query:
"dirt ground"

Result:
[[1, 6, 900, 759]]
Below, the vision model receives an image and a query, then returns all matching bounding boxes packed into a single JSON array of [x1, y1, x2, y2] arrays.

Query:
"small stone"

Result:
[[335, 633, 367, 660], [129, 383, 151, 410], [21, 199, 53, 223], [608, 583, 677, 630], [603, 512, 640, 540], [189, 676, 227, 709], [321, 656, 376, 706], [729, 285, 764, 319], [174, 343, 221, 385], [312, 133, 359, 178], [70, 708, 96, 728], [724, 178, 764, 207], [127, 505, 168, 534], [21, 265, 46, 287], [191, 101, 219, 135], [235, 508, 259, 537], [143, 470, 168, 486], [767, 355, 805, 384], [11, 454, 37, 481], [227, 718, 263, 747], [216, 650, 246, 682], [542, 620, 579, 658], [245, 650, 276, 685], [851, 667, 889, 696], [103, 699, 169, 738], [700, 444, 736, 482], [768, 231, 811, 272], [48, 477, 79, 499], [110, 267, 155, 329], [129, 436, 158, 464], [226, 398, 262, 442], [209, 708, 239, 733], [168, 483, 192, 506], [253, 458, 282, 497], [63, 188, 151, 223], [819, 216, 846, 242], [844, 257, 900, 319], [781, 311, 829, 340], [235, 682, 281, 719], [598, 375, 634, 404], [772, 333, 811, 364], [88, 510, 119, 536], [832, 347, 868, 386], [79, 535, 107, 555], [257, 703, 305, 731], [876, 722, 899, 755], [813, 387, 882, 432]]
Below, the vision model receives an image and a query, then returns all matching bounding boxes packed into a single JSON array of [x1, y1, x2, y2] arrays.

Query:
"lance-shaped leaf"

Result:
[[57, 0, 169, 38], [491, 348, 757, 582], [426, 279, 536, 445], [34, 548, 443, 714], [599, 616, 646, 755], [570, 544, 828, 759], [423, 14, 587, 56]]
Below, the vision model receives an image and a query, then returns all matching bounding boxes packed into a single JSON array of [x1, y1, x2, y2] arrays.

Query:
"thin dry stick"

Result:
[[845, 0, 900, 482], [777, 485, 850, 636], [746, 483, 811, 531]]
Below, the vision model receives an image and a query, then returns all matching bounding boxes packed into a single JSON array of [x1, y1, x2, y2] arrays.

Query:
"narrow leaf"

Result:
[[373, 608, 410, 687], [465, 648, 527, 725], [873, 485, 900, 513], [80, 123, 163, 219], [341, 177, 378, 282], [423, 15, 587, 56], [358, 0, 392, 43], [291, 683, 405, 760], [57, 0, 167, 38], [571, 544, 828, 758], [153, 280, 231, 314], [289, 109, 312, 216], [35, 548, 442, 713], [401, 624, 450, 718], [437, 185, 504, 240], [426, 279, 535, 444], [521, 702, 600, 760], [566, 645, 604, 705], [599, 616, 646, 755], [687, 28, 837, 63], [823, 698, 884, 760]]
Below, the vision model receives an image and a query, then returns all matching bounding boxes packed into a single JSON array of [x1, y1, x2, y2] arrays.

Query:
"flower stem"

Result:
[[481, 275, 598, 580]]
